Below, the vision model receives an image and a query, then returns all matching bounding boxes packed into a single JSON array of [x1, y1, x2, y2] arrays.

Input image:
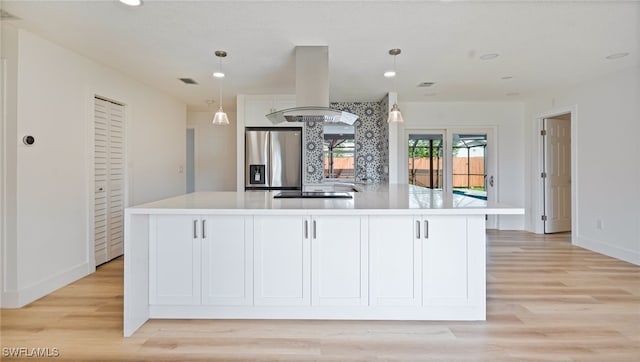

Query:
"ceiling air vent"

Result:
[[0, 9, 20, 20], [418, 82, 436, 87], [179, 78, 198, 85]]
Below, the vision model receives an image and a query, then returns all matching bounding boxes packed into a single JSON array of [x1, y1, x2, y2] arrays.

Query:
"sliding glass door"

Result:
[[407, 132, 444, 190], [451, 132, 488, 200], [405, 128, 497, 228]]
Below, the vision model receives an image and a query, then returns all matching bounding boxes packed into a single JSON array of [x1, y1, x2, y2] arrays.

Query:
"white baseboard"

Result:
[[499, 215, 525, 230], [575, 236, 640, 266], [1, 262, 90, 308]]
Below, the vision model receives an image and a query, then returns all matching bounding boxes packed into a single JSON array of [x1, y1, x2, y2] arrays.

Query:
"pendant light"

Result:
[[211, 50, 230, 125], [386, 48, 404, 123]]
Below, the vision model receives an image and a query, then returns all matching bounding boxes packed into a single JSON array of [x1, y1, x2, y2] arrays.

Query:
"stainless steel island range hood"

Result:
[[266, 46, 359, 125]]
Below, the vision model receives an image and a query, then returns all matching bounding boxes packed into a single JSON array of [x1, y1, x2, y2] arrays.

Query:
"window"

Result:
[[408, 134, 443, 189], [452, 134, 487, 197], [323, 124, 355, 179]]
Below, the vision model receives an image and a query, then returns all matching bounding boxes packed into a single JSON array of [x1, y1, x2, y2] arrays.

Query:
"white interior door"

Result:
[[94, 97, 125, 266], [543, 117, 571, 233]]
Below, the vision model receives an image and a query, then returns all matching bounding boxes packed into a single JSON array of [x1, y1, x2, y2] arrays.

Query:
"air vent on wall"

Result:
[[179, 78, 198, 85], [0, 9, 20, 20], [418, 82, 436, 87]]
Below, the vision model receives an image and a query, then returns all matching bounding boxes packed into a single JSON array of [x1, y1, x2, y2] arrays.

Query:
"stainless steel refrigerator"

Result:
[[245, 127, 302, 191]]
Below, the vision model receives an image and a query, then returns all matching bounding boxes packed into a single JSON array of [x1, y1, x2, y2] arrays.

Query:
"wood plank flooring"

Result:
[[1, 231, 639, 361]]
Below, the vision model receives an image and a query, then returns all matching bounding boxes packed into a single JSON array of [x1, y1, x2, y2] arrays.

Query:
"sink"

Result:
[[273, 191, 353, 199]]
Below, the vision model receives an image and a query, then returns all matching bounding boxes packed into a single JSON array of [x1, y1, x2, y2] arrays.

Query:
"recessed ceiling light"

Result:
[[506, 92, 520, 96], [213, 72, 225, 78], [501, 76, 513, 80], [383, 70, 396, 78], [606, 52, 629, 60], [480, 53, 499, 60], [119, 0, 143, 6]]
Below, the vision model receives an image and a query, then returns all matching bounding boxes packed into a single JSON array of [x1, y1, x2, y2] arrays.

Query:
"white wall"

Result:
[[394, 101, 526, 230], [524, 66, 640, 264], [187, 111, 237, 191], [1, 26, 186, 307]]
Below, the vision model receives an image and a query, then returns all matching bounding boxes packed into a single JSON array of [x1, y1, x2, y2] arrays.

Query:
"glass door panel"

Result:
[[451, 133, 487, 200], [407, 133, 444, 189]]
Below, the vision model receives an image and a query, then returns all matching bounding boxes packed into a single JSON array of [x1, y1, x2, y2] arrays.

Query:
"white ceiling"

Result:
[[1, 1, 638, 111]]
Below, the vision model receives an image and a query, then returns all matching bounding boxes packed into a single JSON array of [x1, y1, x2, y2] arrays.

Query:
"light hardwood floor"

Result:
[[1, 231, 639, 361]]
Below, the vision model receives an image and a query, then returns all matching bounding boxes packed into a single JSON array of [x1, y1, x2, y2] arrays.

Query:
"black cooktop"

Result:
[[273, 191, 353, 199]]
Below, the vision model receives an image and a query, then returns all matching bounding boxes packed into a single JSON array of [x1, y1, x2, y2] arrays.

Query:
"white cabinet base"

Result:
[[125, 212, 488, 336], [149, 304, 485, 321]]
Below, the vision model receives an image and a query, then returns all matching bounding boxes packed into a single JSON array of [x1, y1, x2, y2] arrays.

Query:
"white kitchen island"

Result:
[[123, 185, 523, 336]]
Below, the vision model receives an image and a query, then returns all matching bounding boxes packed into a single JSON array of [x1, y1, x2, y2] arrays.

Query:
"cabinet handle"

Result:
[[424, 220, 429, 239], [313, 220, 317, 239], [202, 219, 206, 239], [416, 220, 421, 239], [304, 220, 308, 239], [193, 219, 198, 239]]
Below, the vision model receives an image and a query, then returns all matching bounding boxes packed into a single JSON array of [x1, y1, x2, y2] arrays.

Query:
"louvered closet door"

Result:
[[94, 97, 125, 266]]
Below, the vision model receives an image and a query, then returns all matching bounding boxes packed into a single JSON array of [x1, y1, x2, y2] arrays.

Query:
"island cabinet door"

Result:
[[311, 215, 368, 306], [369, 215, 422, 306], [149, 215, 201, 305], [201, 215, 253, 306], [253, 215, 310, 306], [422, 216, 470, 305]]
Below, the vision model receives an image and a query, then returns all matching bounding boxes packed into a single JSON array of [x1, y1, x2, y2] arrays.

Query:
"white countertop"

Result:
[[127, 184, 524, 216]]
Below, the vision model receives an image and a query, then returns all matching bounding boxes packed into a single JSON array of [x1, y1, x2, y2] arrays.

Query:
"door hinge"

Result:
[[541, 215, 547, 221], [541, 172, 547, 178], [540, 129, 547, 136]]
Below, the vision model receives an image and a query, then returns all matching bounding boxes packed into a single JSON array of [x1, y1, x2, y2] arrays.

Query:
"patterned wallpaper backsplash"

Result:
[[303, 120, 325, 183], [303, 96, 390, 184]]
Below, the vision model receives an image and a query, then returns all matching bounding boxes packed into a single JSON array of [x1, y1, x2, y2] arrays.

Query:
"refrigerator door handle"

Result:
[[269, 131, 276, 188], [267, 132, 272, 188]]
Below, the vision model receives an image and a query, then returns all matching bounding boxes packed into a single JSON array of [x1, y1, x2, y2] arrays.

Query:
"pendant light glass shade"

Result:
[[387, 103, 404, 123], [212, 106, 229, 125]]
